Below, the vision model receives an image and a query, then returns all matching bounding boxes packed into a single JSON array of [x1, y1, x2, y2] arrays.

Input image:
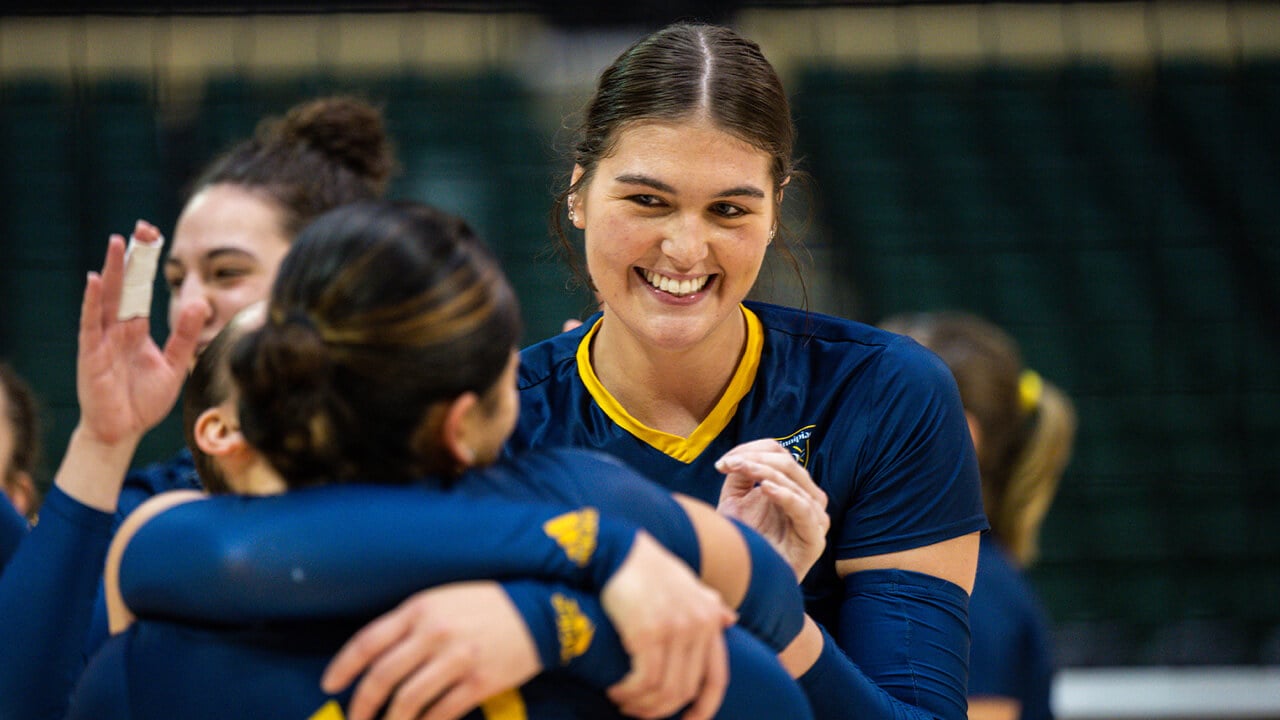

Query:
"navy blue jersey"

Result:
[[69, 447, 812, 720], [968, 535, 1055, 720], [511, 301, 988, 625], [0, 492, 28, 569], [68, 620, 804, 720], [117, 448, 200, 525]]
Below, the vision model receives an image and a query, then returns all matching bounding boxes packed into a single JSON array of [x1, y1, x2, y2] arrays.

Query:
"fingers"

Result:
[[610, 622, 729, 720], [132, 219, 161, 244], [760, 479, 831, 543], [98, 234, 128, 328], [380, 645, 469, 720], [163, 300, 209, 369], [681, 632, 728, 720], [716, 443, 826, 508], [79, 272, 104, 354], [321, 610, 414, 711]]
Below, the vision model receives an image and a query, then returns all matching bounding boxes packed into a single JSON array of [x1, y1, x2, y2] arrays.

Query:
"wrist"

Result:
[[53, 423, 140, 512]]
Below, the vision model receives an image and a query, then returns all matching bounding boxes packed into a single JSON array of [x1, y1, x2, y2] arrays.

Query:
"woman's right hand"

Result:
[[78, 221, 205, 445], [715, 439, 830, 580], [601, 531, 735, 720], [55, 222, 206, 512]]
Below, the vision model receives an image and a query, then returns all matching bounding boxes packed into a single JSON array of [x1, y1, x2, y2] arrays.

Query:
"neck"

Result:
[[590, 308, 747, 437]]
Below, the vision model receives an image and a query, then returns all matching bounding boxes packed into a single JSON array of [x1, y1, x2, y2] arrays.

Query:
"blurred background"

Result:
[[1, 2, 1278, 716]]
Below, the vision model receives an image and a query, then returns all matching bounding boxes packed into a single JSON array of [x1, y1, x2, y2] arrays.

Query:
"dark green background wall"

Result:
[[1, 19, 1277, 669]]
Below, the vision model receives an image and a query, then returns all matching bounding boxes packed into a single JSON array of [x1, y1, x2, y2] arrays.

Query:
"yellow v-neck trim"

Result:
[[576, 305, 764, 463]]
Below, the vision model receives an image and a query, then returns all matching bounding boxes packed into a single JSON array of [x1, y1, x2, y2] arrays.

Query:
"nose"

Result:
[[170, 277, 214, 330], [660, 216, 710, 270]]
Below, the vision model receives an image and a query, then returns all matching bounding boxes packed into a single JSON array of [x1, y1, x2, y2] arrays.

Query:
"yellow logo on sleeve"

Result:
[[542, 508, 599, 567], [480, 689, 529, 720], [308, 700, 345, 720], [552, 592, 596, 665]]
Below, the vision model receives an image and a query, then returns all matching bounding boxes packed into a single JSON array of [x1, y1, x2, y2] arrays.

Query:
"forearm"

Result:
[[796, 569, 971, 720], [120, 487, 643, 624], [728, 518, 806, 652], [0, 486, 116, 720]]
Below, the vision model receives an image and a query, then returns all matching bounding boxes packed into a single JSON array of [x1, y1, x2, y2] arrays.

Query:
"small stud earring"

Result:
[[768, 225, 777, 243], [567, 194, 578, 224]]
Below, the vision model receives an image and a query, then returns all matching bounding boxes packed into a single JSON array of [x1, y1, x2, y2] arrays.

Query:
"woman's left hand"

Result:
[[715, 439, 830, 580]]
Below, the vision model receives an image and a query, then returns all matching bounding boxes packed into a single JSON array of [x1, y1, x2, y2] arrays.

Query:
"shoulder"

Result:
[[105, 489, 208, 633], [518, 318, 594, 391], [471, 446, 647, 498], [123, 448, 200, 495], [747, 301, 954, 399]]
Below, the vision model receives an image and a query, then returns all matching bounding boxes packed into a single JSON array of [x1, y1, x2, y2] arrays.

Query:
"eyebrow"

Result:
[[614, 173, 766, 199], [164, 247, 257, 267]]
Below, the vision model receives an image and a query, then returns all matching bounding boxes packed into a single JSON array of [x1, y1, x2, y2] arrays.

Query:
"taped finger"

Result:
[[118, 232, 164, 320]]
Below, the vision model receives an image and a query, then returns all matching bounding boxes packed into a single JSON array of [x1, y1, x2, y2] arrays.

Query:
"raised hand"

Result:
[[715, 439, 829, 580], [77, 221, 205, 445], [55, 222, 207, 512]]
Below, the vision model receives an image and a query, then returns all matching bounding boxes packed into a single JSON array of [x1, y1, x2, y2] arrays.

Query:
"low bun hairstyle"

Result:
[[231, 200, 522, 489]]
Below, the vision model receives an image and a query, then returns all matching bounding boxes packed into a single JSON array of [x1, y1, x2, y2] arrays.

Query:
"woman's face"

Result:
[[471, 350, 522, 467], [573, 118, 776, 353], [165, 184, 292, 354]]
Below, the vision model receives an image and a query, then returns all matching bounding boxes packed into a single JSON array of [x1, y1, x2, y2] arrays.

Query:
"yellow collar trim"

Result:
[[576, 305, 764, 463]]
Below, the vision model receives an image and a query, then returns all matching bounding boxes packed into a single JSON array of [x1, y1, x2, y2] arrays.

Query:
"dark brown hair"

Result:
[[190, 95, 397, 240], [551, 22, 805, 297], [230, 200, 521, 489], [181, 308, 260, 495], [880, 311, 1077, 566], [0, 362, 42, 515]]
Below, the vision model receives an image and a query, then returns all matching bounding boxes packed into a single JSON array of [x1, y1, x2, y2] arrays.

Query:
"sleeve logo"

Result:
[[542, 508, 599, 566], [308, 700, 346, 720], [552, 592, 596, 664]]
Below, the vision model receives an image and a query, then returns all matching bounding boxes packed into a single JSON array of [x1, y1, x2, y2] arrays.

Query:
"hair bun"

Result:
[[271, 95, 396, 189], [232, 312, 346, 485]]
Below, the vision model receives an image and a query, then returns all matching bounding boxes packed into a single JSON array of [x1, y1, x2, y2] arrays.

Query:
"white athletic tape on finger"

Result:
[[118, 234, 164, 320]]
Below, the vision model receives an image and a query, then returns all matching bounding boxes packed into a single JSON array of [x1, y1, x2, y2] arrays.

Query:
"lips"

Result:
[[640, 268, 712, 297]]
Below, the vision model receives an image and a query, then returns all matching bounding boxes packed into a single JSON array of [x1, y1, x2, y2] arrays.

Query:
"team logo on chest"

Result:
[[775, 425, 816, 467]]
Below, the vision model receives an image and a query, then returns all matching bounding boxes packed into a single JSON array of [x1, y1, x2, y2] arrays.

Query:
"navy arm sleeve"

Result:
[[0, 493, 29, 569], [0, 486, 117, 720], [797, 569, 971, 720], [504, 580, 814, 720], [120, 485, 641, 624]]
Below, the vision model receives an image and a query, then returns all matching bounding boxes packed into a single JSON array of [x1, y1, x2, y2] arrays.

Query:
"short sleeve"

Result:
[[833, 337, 986, 559]]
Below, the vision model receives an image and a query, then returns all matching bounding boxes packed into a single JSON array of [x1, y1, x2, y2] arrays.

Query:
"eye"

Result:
[[211, 266, 250, 283], [163, 270, 184, 291], [710, 202, 747, 219], [627, 194, 665, 208]]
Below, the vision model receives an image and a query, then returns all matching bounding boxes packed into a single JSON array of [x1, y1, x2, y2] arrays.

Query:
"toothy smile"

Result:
[[641, 269, 711, 297]]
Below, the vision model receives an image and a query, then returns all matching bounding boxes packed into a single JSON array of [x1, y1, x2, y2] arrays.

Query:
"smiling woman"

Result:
[[333, 21, 988, 720]]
